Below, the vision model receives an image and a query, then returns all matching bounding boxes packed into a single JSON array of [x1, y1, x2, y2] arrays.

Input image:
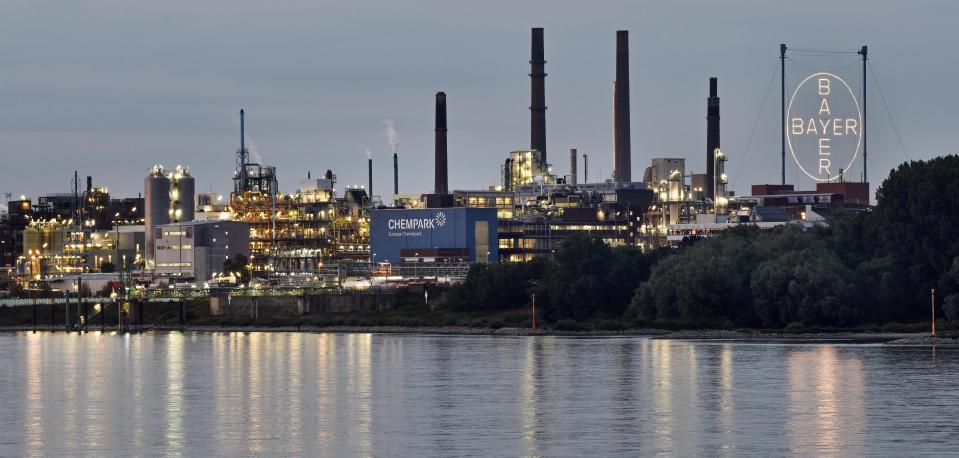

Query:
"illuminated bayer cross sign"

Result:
[[787, 72, 862, 182]]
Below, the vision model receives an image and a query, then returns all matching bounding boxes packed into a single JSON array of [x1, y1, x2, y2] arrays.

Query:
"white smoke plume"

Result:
[[363, 147, 372, 159], [383, 119, 400, 154], [247, 138, 263, 164]]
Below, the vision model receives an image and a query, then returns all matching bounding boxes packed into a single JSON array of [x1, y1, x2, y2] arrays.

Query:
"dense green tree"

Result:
[[447, 234, 662, 322], [751, 249, 861, 327], [943, 294, 959, 322], [538, 235, 615, 321], [445, 257, 545, 312], [873, 155, 959, 319], [629, 225, 763, 324]]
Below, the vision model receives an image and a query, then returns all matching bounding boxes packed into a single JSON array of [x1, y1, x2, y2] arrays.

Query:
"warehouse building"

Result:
[[153, 220, 248, 281]]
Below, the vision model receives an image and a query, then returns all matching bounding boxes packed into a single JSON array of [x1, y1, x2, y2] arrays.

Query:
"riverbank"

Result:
[[884, 335, 959, 345], [0, 324, 947, 343], [1, 300, 953, 342], [0, 324, 663, 336], [655, 329, 934, 343]]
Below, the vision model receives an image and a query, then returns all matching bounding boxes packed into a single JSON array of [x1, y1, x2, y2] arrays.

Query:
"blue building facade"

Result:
[[370, 207, 498, 263]]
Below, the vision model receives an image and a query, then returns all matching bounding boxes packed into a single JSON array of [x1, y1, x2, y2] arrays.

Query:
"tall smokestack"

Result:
[[368, 157, 373, 199], [530, 27, 547, 164], [570, 149, 578, 185], [613, 30, 631, 182], [393, 153, 399, 196], [706, 77, 720, 201], [434, 91, 448, 195], [238, 109, 248, 192]]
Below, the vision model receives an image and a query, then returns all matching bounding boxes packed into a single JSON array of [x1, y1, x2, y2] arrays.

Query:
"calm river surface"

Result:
[[1, 332, 957, 456]]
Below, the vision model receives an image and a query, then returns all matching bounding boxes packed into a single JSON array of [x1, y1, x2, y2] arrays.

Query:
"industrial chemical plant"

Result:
[[0, 27, 873, 294]]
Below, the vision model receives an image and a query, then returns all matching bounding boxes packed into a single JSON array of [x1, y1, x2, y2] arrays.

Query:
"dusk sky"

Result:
[[1, 0, 953, 200]]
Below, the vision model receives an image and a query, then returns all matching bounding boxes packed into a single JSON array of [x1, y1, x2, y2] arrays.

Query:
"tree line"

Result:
[[446, 154, 959, 328]]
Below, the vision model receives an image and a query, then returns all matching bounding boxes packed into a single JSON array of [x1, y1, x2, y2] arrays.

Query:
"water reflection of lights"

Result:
[[520, 337, 540, 457], [787, 346, 865, 455], [165, 332, 186, 451], [347, 333, 374, 456], [25, 333, 43, 454], [246, 332, 267, 455], [652, 340, 674, 452], [285, 333, 304, 456], [718, 344, 734, 453], [61, 333, 80, 451], [315, 333, 336, 445]]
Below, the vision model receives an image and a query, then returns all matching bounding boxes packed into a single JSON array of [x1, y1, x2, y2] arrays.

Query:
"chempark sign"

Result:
[[787, 72, 862, 182], [386, 211, 447, 232]]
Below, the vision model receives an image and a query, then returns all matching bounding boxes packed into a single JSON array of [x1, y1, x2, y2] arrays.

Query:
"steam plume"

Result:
[[383, 119, 400, 153]]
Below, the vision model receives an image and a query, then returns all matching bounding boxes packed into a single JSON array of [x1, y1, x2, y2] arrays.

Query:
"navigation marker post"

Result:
[[931, 289, 936, 337], [531, 293, 536, 330]]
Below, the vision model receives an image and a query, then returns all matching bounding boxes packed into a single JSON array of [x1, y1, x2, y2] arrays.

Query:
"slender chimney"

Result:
[[530, 27, 547, 165], [706, 77, 720, 201], [583, 154, 589, 183], [368, 157, 373, 200], [393, 152, 399, 196], [73, 170, 79, 228], [434, 91, 448, 195], [611, 81, 616, 174], [613, 30, 631, 182], [570, 149, 578, 186], [238, 109, 248, 192], [86, 176, 93, 192]]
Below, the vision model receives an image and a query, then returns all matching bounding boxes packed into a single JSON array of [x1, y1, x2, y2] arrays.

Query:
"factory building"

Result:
[[3, 173, 146, 280], [331, 187, 372, 261], [227, 111, 371, 276], [144, 165, 195, 267], [22, 175, 144, 230], [1, 199, 32, 269], [153, 220, 249, 281], [0, 217, 15, 269], [370, 207, 498, 263], [16, 221, 144, 278], [1, 174, 145, 271]]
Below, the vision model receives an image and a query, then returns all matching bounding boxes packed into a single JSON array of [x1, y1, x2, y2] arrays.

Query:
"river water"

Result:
[[0, 332, 955, 457]]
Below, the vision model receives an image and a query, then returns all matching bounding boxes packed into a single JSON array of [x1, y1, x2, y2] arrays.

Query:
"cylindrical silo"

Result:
[[171, 165, 195, 223], [145, 166, 171, 265]]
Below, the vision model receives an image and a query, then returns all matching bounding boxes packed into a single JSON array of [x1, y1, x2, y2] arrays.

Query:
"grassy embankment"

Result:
[[2, 293, 956, 336]]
